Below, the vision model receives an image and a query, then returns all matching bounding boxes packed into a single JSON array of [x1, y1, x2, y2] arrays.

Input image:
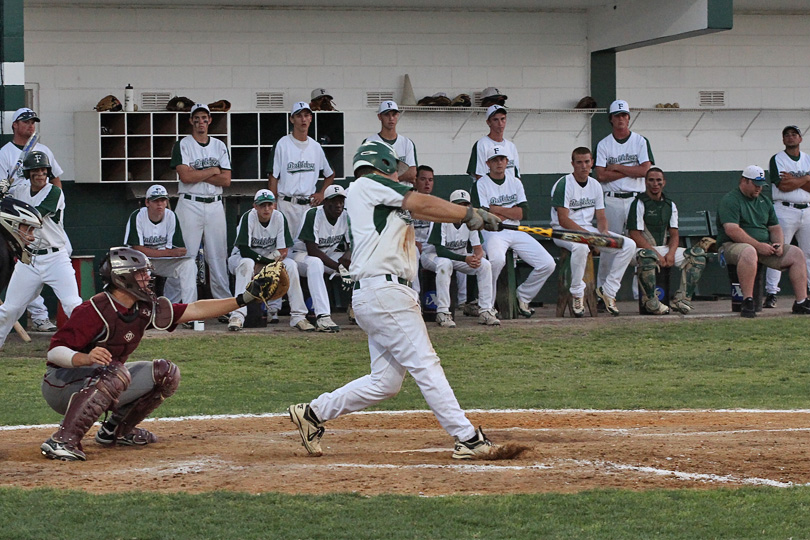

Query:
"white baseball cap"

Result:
[[609, 99, 630, 115], [12, 108, 40, 123], [291, 101, 312, 116], [481, 87, 508, 101], [486, 104, 507, 119], [254, 189, 276, 204], [311, 88, 332, 100], [323, 185, 346, 200], [190, 103, 210, 116], [146, 184, 169, 201], [485, 145, 509, 161], [377, 100, 400, 114], [450, 189, 471, 204], [742, 165, 767, 185]]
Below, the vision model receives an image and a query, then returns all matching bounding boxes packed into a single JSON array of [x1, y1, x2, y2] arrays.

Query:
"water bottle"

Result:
[[124, 84, 134, 112]]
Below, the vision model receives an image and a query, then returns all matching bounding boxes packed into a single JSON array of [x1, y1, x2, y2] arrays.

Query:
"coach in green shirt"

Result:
[[717, 165, 810, 317]]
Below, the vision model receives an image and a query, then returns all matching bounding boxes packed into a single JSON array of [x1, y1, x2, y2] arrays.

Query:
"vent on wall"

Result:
[[699, 90, 725, 107], [473, 92, 484, 107], [256, 92, 285, 110], [141, 92, 173, 111], [366, 91, 395, 107]]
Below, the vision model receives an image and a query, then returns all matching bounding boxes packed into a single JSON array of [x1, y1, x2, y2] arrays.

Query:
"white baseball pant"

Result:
[[26, 295, 50, 322], [766, 204, 810, 294], [310, 278, 477, 441], [292, 251, 339, 317], [150, 257, 198, 303], [227, 255, 308, 326], [553, 227, 636, 298], [420, 251, 493, 312], [277, 199, 310, 246], [483, 229, 555, 304], [601, 193, 637, 292], [0, 250, 82, 347], [175, 197, 230, 299]]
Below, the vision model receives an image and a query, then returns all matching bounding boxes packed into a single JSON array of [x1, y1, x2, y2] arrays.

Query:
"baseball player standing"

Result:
[[764, 125, 810, 308], [124, 184, 197, 303], [467, 105, 520, 181], [551, 147, 636, 316], [473, 146, 556, 318], [364, 100, 418, 185], [0, 151, 82, 348], [170, 103, 232, 302], [0, 107, 66, 332], [289, 140, 503, 460]]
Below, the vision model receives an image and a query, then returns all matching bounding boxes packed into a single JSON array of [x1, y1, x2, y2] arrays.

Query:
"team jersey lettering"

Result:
[[607, 153, 639, 165], [286, 160, 316, 174], [190, 157, 221, 170], [251, 236, 277, 249], [568, 197, 596, 210], [488, 194, 518, 207], [142, 235, 169, 249]]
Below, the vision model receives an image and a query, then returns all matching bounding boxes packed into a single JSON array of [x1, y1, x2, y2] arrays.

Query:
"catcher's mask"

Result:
[[0, 197, 43, 265], [22, 151, 54, 180], [352, 140, 409, 178], [99, 246, 156, 302]]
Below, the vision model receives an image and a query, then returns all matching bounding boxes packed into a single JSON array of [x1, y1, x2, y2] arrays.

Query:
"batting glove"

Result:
[[338, 264, 354, 292], [462, 206, 501, 232]]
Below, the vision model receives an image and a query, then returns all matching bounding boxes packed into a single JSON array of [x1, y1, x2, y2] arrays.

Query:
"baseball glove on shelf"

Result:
[[310, 95, 337, 111], [450, 93, 471, 107], [166, 96, 194, 112], [95, 95, 122, 112], [208, 99, 231, 112], [237, 261, 289, 306]]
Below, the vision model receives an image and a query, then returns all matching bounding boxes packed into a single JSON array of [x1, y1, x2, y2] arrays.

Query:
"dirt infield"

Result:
[[3, 410, 810, 495]]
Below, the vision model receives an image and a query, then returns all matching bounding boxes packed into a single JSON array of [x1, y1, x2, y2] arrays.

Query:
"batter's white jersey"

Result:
[[595, 132, 654, 194], [770, 150, 810, 204], [170, 136, 231, 196], [295, 206, 348, 257], [346, 173, 416, 282], [124, 208, 185, 250], [231, 208, 292, 262], [364, 133, 417, 168], [0, 141, 64, 196], [467, 136, 520, 179], [271, 134, 334, 198], [550, 174, 604, 228], [472, 174, 528, 227], [15, 183, 69, 249]]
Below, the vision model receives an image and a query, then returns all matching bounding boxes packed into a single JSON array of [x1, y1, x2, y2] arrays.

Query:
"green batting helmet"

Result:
[[353, 140, 409, 177], [22, 151, 53, 179]]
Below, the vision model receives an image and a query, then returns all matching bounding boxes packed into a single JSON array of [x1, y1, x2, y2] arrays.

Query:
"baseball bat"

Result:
[[0, 299, 32, 343], [498, 223, 624, 249], [6, 130, 39, 183]]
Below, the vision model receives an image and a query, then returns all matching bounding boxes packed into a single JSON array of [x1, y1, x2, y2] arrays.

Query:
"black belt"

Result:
[[183, 194, 222, 203], [782, 202, 809, 209], [32, 247, 59, 255], [604, 191, 638, 199], [281, 195, 311, 205], [353, 274, 411, 290]]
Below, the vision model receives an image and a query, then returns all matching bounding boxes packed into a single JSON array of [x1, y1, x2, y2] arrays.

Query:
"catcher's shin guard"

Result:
[[674, 246, 707, 302], [637, 249, 663, 310], [114, 359, 180, 439], [52, 362, 131, 446]]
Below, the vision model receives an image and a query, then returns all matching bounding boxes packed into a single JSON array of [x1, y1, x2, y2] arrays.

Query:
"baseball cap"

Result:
[[481, 87, 508, 101], [450, 189, 471, 204], [146, 184, 169, 201], [190, 103, 210, 116], [609, 99, 630, 115], [311, 88, 332, 100], [485, 145, 509, 161], [12, 108, 40, 123], [377, 100, 400, 114], [783, 125, 802, 136], [742, 165, 767, 185], [254, 189, 276, 204], [323, 185, 346, 199], [291, 101, 312, 115], [486, 104, 507, 119]]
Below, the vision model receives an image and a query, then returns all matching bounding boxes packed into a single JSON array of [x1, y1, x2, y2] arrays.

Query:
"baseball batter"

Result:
[[227, 189, 314, 332], [170, 103, 231, 301], [473, 146, 555, 318], [289, 140, 503, 460], [764, 125, 810, 307], [551, 147, 636, 316], [0, 152, 82, 348], [467, 105, 520, 180], [364, 100, 417, 185]]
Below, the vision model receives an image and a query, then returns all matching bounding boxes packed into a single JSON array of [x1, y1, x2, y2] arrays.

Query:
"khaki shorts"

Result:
[[721, 242, 793, 270]]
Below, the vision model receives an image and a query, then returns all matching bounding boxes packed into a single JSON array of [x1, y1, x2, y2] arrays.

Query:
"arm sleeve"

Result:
[[171, 213, 186, 248], [124, 210, 141, 246], [298, 208, 318, 243], [281, 213, 294, 248], [670, 202, 679, 229], [642, 136, 654, 165], [435, 244, 466, 262], [319, 145, 334, 177], [550, 178, 567, 209], [717, 194, 740, 226], [466, 142, 479, 176], [769, 155, 780, 184], [595, 140, 608, 168], [627, 199, 642, 231], [169, 141, 183, 169]]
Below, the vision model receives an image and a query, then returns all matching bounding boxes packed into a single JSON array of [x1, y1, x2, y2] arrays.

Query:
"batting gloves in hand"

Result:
[[0, 178, 9, 197], [462, 206, 502, 231], [338, 264, 354, 292]]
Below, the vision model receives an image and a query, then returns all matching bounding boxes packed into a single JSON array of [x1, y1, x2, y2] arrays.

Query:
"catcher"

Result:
[[39, 246, 287, 462]]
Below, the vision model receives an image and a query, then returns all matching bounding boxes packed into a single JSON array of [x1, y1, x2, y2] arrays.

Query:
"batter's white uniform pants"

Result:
[[175, 197, 230, 299], [310, 277, 477, 441], [420, 251, 493, 313], [292, 251, 339, 317], [151, 257, 198, 303], [766, 203, 810, 294], [227, 255, 308, 326], [0, 250, 82, 347], [26, 295, 50, 322], [482, 229, 555, 304], [553, 227, 636, 298]]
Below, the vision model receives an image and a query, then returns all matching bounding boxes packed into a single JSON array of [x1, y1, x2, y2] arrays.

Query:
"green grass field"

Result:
[[3, 316, 810, 538]]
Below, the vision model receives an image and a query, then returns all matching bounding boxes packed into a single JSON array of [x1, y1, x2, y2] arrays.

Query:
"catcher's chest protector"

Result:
[[88, 292, 152, 363]]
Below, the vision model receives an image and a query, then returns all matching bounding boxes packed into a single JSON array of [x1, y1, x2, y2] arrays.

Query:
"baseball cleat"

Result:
[[763, 294, 777, 309], [669, 298, 692, 314], [29, 318, 57, 332], [517, 300, 535, 318], [596, 287, 619, 316], [347, 304, 357, 324], [572, 296, 585, 318], [268, 309, 280, 324], [452, 426, 495, 460], [315, 314, 340, 333], [435, 312, 456, 328], [644, 299, 670, 315], [478, 309, 500, 326], [288, 403, 325, 456], [740, 297, 757, 318], [228, 316, 244, 332], [791, 298, 810, 314], [41, 437, 86, 461], [217, 314, 230, 324], [95, 425, 158, 446], [293, 319, 316, 332], [461, 302, 480, 317]]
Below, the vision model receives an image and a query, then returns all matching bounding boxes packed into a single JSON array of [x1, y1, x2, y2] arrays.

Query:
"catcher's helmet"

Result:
[[352, 140, 409, 178], [99, 246, 156, 302], [0, 197, 42, 265], [22, 151, 53, 179]]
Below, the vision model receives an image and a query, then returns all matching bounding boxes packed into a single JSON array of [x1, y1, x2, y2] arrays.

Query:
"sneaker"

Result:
[[347, 304, 357, 324], [315, 314, 340, 333], [288, 403, 325, 456], [268, 309, 279, 324], [228, 316, 243, 332], [95, 425, 158, 446], [461, 302, 480, 317], [763, 293, 777, 309], [670, 298, 692, 314], [517, 299, 535, 318], [644, 299, 670, 315], [293, 319, 316, 332], [436, 312, 456, 328], [792, 298, 810, 314], [572, 296, 585, 318], [29, 318, 57, 332], [596, 287, 619, 316], [478, 308, 501, 326], [217, 314, 230, 324], [741, 297, 757, 318], [41, 437, 86, 461], [452, 426, 495, 460]]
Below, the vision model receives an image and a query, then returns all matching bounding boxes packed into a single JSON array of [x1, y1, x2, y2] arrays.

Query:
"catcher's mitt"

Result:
[[698, 237, 717, 252], [242, 261, 289, 304], [310, 95, 336, 111], [208, 99, 231, 112], [574, 96, 598, 109], [417, 93, 452, 107], [166, 96, 194, 112], [95, 95, 122, 112]]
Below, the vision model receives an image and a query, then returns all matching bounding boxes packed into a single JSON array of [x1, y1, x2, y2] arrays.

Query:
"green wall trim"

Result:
[[589, 50, 616, 151], [708, 0, 733, 30]]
